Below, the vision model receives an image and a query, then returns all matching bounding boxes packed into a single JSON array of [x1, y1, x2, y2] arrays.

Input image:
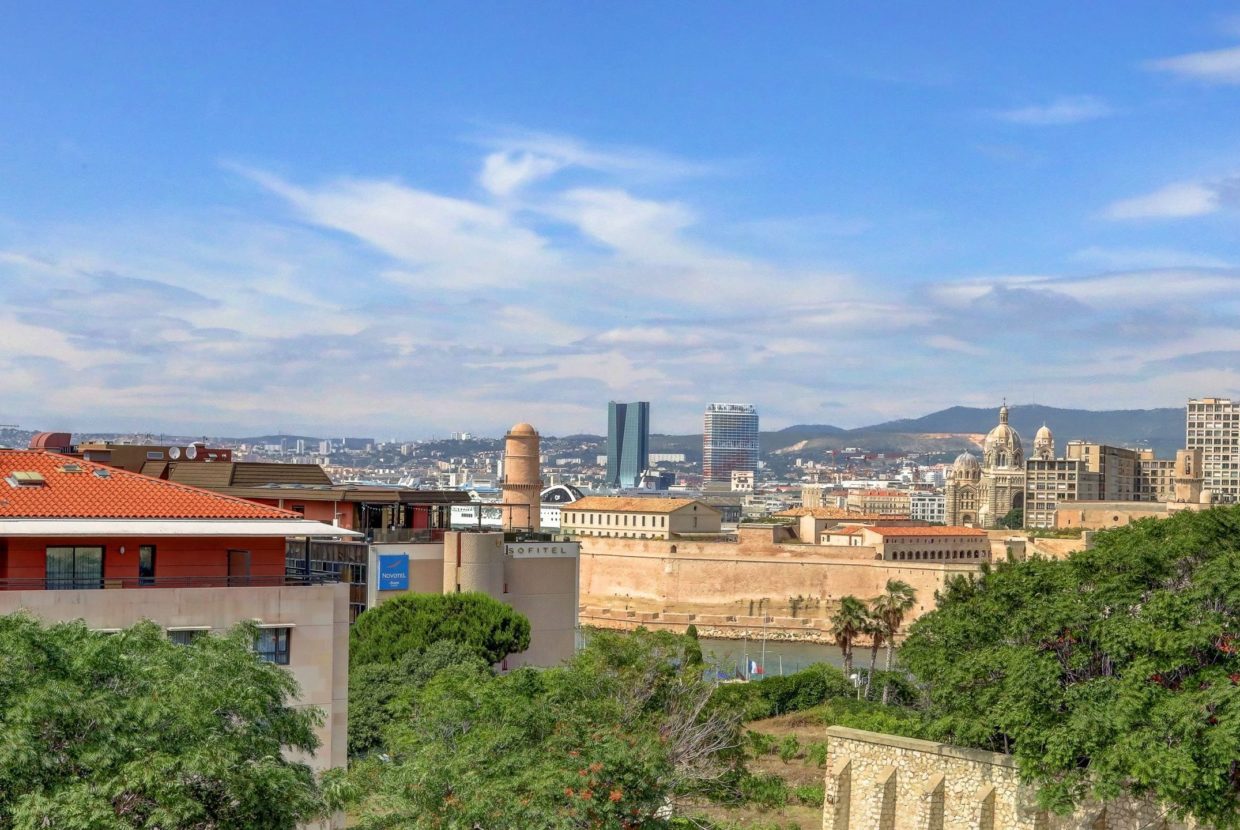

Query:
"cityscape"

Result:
[[2, 4, 1240, 830]]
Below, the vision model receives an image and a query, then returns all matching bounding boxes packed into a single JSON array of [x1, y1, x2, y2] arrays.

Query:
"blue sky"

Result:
[[2, 2, 1239, 438]]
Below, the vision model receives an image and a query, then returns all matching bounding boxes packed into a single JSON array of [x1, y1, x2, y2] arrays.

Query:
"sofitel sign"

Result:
[[505, 542, 580, 559]]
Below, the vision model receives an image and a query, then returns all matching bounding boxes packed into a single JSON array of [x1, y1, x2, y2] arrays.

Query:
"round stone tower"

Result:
[[501, 422, 542, 531]]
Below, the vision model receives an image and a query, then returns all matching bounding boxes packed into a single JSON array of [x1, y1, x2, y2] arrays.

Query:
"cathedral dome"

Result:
[[983, 404, 1023, 469], [952, 451, 981, 479], [1035, 424, 1052, 442]]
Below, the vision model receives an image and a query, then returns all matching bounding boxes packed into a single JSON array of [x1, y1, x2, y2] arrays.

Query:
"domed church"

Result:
[[945, 404, 1028, 527]]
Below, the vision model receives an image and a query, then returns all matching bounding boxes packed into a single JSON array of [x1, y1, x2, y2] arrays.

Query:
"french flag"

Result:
[[748, 660, 764, 676]]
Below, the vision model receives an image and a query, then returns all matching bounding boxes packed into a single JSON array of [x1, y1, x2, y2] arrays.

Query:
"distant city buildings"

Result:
[[702, 403, 759, 484], [1187, 397, 1238, 503], [605, 401, 650, 489]]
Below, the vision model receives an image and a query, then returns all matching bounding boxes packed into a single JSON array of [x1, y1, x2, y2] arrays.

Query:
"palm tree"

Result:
[[860, 612, 885, 701], [871, 579, 917, 705], [828, 595, 868, 687]]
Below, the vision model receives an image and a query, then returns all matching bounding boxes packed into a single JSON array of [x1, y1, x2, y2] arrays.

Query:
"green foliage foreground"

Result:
[[349, 628, 744, 830], [0, 615, 335, 830], [901, 506, 1240, 827], [350, 591, 531, 669]]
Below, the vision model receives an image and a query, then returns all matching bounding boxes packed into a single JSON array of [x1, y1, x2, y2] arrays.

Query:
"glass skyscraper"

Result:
[[703, 403, 759, 484], [606, 401, 650, 489]]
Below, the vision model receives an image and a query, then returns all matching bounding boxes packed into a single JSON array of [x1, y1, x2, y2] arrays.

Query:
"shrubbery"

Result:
[[709, 662, 853, 719]]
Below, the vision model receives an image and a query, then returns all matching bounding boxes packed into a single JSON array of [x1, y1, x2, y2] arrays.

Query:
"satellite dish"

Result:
[[185, 446, 198, 460], [168, 447, 181, 460]]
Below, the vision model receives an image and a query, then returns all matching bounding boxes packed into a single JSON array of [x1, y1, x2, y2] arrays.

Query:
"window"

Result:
[[168, 628, 207, 645], [46, 546, 103, 589], [139, 545, 156, 586], [256, 627, 292, 665]]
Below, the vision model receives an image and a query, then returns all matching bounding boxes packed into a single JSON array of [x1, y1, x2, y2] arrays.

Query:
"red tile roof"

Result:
[[568, 496, 717, 514], [0, 450, 300, 520], [863, 526, 988, 538]]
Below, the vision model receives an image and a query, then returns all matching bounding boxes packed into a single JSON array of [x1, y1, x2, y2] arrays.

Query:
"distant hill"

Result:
[[862, 404, 1184, 456], [652, 405, 1187, 460]]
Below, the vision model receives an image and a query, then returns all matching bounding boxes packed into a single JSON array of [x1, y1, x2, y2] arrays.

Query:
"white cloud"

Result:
[[5, 133, 1240, 436], [1148, 44, 1240, 84], [473, 128, 715, 181], [993, 95, 1112, 126], [479, 151, 564, 196], [1103, 181, 1222, 219]]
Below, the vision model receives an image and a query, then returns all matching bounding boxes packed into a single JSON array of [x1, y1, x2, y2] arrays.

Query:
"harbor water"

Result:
[[697, 636, 850, 678]]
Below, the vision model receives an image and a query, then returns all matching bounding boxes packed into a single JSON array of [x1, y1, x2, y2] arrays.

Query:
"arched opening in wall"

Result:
[[1012, 492, 1025, 509]]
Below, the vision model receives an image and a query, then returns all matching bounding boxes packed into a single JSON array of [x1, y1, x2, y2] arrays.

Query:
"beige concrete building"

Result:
[[1187, 397, 1238, 503], [1050, 449, 1211, 531], [0, 584, 350, 775], [845, 488, 912, 516], [1024, 458, 1101, 529], [822, 726, 1197, 829], [562, 496, 722, 540], [365, 532, 579, 669]]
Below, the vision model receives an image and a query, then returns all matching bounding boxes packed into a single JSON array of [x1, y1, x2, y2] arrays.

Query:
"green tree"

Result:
[[350, 592, 531, 668], [871, 579, 917, 705], [0, 614, 334, 830], [828, 595, 868, 685], [350, 628, 743, 829], [348, 639, 491, 758], [900, 507, 1240, 827], [860, 609, 885, 701], [998, 507, 1023, 529]]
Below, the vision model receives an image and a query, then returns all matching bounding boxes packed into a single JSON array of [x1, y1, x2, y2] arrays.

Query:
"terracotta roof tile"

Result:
[[0, 451, 299, 520], [863, 526, 988, 538], [568, 496, 717, 514]]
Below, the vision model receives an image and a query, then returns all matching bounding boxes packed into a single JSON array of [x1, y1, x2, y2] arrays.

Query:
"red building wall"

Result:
[[0, 536, 286, 585], [249, 498, 353, 530]]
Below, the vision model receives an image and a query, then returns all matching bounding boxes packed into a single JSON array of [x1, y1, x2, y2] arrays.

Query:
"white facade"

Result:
[[909, 492, 946, 524], [1187, 397, 1239, 503]]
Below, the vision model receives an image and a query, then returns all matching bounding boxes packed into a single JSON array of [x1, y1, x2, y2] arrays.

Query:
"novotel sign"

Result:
[[377, 554, 410, 591], [505, 542, 580, 559]]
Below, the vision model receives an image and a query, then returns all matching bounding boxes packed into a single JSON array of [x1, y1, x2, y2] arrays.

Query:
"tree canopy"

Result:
[[349, 628, 742, 829], [350, 592, 531, 668], [0, 614, 334, 830], [901, 506, 1240, 827]]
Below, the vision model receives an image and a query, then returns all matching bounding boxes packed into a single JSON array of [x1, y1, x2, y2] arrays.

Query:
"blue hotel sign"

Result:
[[377, 554, 409, 591]]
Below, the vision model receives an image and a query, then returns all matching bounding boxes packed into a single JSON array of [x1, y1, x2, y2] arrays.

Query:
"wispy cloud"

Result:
[[1103, 178, 1238, 220], [1071, 246, 1231, 270], [1148, 44, 1240, 84], [4, 132, 1240, 435], [992, 95, 1112, 126]]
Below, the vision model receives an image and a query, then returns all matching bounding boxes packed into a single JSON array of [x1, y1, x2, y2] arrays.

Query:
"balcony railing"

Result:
[[367, 527, 447, 544], [0, 574, 341, 591]]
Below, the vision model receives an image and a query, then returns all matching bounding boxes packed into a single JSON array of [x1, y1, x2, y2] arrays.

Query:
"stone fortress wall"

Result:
[[822, 726, 1198, 829], [577, 527, 981, 641]]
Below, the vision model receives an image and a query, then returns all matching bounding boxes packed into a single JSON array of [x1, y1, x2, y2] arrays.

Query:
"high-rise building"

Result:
[[703, 403, 759, 484], [606, 401, 649, 489], [1187, 397, 1239, 503]]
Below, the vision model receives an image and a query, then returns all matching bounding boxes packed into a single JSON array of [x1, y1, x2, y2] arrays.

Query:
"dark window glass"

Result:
[[168, 629, 205, 646], [255, 627, 291, 665], [139, 545, 156, 585], [46, 546, 103, 589]]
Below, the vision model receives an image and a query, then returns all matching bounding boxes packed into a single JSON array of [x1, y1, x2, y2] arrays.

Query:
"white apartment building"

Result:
[[909, 492, 946, 524], [1187, 398, 1239, 503]]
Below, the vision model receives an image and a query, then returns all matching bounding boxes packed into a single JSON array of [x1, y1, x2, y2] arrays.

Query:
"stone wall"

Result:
[[823, 726, 1198, 829], [577, 535, 980, 639]]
